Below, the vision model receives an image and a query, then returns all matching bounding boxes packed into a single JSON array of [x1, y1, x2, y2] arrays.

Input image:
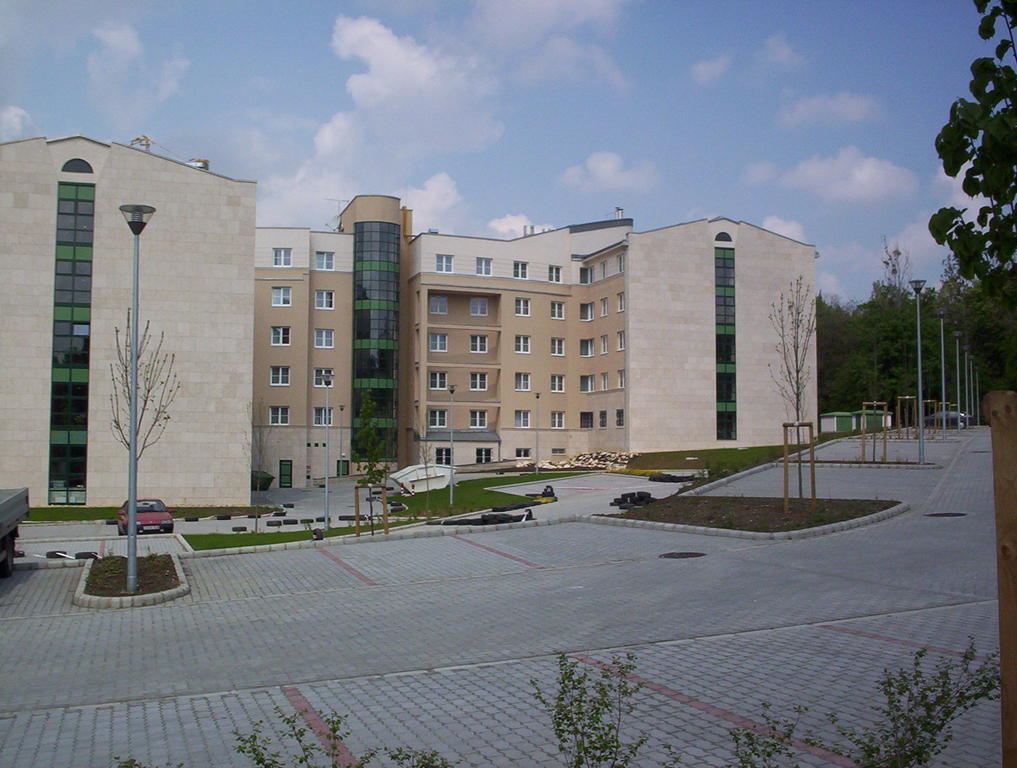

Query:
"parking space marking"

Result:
[[315, 548, 380, 585], [817, 623, 997, 663], [450, 535, 543, 568], [282, 685, 357, 767]]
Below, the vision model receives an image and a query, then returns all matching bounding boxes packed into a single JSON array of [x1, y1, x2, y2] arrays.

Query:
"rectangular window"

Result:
[[579, 266, 592, 284], [717, 411, 737, 440], [580, 338, 594, 357], [470, 410, 487, 428], [429, 333, 448, 352], [599, 410, 608, 428], [270, 366, 290, 386], [551, 411, 565, 429], [550, 337, 565, 356], [600, 335, 608, 354], [470, 372, 488, 391], [469, 334, 488, 353], [716, 295, 736, 325], [272, 248, 291, 267], [580, 375, 595, 392], [515, 448, 531, 458], [429, 409, 447, 428], [616, 409, 625, 427], [470, 297, 488, 316], [580, 302, 594, 321], [618, 369, 626, 389], [548, 265, 561, 283], [315, 251, 334, 270], [551, 448, 566, 455], [580, 411, 594, 429], [514, 410, 530, 428], [429, 371, 447, 390], [436, 254, 453, 273], [436, 447, 451, 465], [515, 372, 531, 391], [600, 297, 608, 317], [269, 406, 289, 425], [515, 335, 530, 353], [550, 301, 565, 320], [617, 292, 626, 312], [513, 261, 528, 279], [715, 248, 735, 287], [314, 368, 334, 387], [600, 372, 609, 390], [599, 261, 606, 279], [550, 374, 565, 393], [475, 257, 492, 276], [617, 254, 625, 273], [271, 326, 290, 346], [617, 331, 626, 351], [271, 286, 291, 306], [717, 371, 737, 402], [514, 297, 531, 316], [314, 328, 334, 348], [476, 447, 492, 463], [315, 290, 334, 310], [313, 407, 333, 426], [429, 295, 447, 314], [716, 334, 735, 364]]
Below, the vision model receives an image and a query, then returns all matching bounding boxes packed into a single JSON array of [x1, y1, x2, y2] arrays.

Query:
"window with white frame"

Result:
[[599, 261, 607, 279], [617, 254, 625, 273], [580, 302, 594, 321], [476, 447, 492, 463], [579, 266, 592, 284], [315, 251, 334, 270], [436, 447, 451, 465], [315, 290, 334, 310], [271, 326, 290, 346], [600, 297, 608, 317], [513, 261, 528, 279], [436, 254, 453, 273], [551, 411, 565, 429], [580, 375, 595, 392], [601, 372, 609, 390], [515, 372, 531, 391], [429, 295, 447, 314], [428, 409, 447, 428], [269, 406, 289, 425], [618, 369, 626, 388], [470, 297, 488, 316], [313, 407, 333, 426], [470, 410, 487, 428], [550, 374, 565, 393], [271, 286, 291, 306], [600, 335, 608, 354], [580, 338, 594, 357], [550, 301, 565, 320], [429, 333, 448, 352], [469, 334, 487, 353], [429, 371, 447, 390], [550, 337, 565, 356], [314, 368, 334, 387], [475, 257, 492, 276], [617, 330, 626, 350], [272, 248, 291, 267], [515, 447, 531, 458], [270, 366, 290, 386], [617, 291, 626, 311], [514, 297, 531, 316], [470, 372, 488, 391], [515, 335, 530, 353], [548, 265, 561, 283], [514, 410, 530, 428], [314, 328, 334, 348]]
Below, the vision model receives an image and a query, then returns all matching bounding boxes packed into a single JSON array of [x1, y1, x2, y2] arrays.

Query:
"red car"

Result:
[[117, 499, 175, 535]]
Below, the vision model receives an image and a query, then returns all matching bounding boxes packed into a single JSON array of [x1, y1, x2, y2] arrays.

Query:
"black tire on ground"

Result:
[[165, 525, 174, 534], [282, 503, 295, 509], [74, 551, 99, 559], [315, 516, 325, 522], [215, 514, 231, 521], [283, 519, 299, 525], [0, 535, 14, 577], [117, 525, 126, 536], [45, 550, 68, 559], [184, 517, 199, 522], [299, 518, 314, 524], [231, 526, 247, 532]]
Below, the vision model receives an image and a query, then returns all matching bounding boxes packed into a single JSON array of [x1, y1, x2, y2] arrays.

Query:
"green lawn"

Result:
[[394, 471, 587, 517], [184, 519, 419, 551], [28, 505, 275, 522]]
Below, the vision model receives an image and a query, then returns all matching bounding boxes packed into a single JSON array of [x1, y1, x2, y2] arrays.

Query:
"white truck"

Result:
[[0, 488, 29, 577]]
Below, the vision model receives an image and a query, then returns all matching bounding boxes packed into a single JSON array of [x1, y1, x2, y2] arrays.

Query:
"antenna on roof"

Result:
[[614, 206, 625, 220], [324, 198, 349, 232], [130, 135, 152, 152]]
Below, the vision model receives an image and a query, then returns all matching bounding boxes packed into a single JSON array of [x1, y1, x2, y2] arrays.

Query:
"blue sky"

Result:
[[0, 0, 992, 301]]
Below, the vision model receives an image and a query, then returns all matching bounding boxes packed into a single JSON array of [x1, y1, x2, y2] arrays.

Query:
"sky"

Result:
[[0, 0, 994, 302]]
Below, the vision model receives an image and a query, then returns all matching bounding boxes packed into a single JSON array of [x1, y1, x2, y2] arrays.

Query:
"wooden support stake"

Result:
[[986, 391, 1017, 765], [382, 486, 390, 535], [353, 487, 361, 537]]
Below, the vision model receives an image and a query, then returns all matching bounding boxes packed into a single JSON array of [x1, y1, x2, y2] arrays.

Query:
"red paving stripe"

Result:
[[98, 540, 106, 557], [817, 623, 998, 664], [450, 534, 543, 568], [282, 685, 357, 768], [571, 654, 855, 768], [315, 547, 380, 585]]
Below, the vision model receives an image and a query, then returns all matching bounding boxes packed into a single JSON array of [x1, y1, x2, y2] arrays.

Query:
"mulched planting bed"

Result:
[[84, 554, 179, 596], [605, 495, 899, 532]]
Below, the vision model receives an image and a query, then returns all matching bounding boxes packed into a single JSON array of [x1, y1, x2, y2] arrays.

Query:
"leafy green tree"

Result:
[[929, 0, 1017, 306], [352, 390, 387, 485]]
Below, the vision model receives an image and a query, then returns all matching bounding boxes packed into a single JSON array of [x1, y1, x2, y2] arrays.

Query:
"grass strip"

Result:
[[395, 471, 587, 517], [29, 505, 276, 522], [184, 519, 418, 551]]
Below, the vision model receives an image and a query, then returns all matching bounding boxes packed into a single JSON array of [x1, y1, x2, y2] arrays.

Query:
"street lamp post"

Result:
[[323, 374, 332, 531], [338, 404, 345, 481], [534, 392, 541, 477], [964, 344, 971, 427], [448, 384, 456, 507], [954, 332, 962, 433], [937, 309, 947, 433], [118, 204, 156, 594], [909, 279, 927, 464], [975, 368, 981, 425]]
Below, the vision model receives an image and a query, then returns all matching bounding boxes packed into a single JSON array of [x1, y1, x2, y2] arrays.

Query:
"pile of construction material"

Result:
[[519, 451, 638, 471]]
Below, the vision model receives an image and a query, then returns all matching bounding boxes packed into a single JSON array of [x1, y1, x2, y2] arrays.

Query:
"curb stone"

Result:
[[72, 553, 190, 608]]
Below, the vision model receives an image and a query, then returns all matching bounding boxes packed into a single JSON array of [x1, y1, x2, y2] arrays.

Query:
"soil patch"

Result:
[[605, 495, 899, 533], [85, 554, 179, 596]]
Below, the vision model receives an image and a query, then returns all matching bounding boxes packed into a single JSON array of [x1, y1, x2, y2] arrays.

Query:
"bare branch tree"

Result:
[[109, 311, 181, 460], [249, 399, 271, 475], [881, 237, 913, 298]]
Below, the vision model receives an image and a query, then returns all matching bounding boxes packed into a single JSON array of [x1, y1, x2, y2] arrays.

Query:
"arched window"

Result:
[[714, 231, 732, 242], [61, 158, 93, 173]]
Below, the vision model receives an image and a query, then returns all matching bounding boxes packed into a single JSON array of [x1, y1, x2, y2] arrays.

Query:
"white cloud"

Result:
[[816, 270, 848, 300], [487, 213, 554, 238], [0, 105, 32, 140], [777, 92, 879, 127], [741, 160, 779, 186], [397, 172, 463, 233], [515, 35, 625, 88], [85, 22, 189, 130], [762, 215, 807, 242], [691, 55, 730, 85], [561, 151, 659, 192], [780, 146, 917, 203], [759, 33, 804, 69], [469, 0, 630, 51]]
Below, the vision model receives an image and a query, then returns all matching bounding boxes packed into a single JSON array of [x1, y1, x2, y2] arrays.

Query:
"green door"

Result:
[[278, 460, 293, 488], [337, 459, 350, 477]]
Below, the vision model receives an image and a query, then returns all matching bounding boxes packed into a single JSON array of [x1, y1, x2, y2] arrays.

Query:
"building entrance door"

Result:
[[337, 460, 350, 477], [278, 460, 292, 488]]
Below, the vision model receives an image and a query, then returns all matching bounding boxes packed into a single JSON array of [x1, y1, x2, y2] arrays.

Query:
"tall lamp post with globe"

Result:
[[909, 279, 927, 464]]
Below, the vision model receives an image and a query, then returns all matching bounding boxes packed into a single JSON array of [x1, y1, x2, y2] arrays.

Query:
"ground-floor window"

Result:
[[515, 447, 531, 458], [476, 448, 492, 463], [436, 447, 451, 465]]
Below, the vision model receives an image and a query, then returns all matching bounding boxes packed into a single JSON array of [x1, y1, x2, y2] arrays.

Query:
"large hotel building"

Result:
[[2, 136, 816, 503]]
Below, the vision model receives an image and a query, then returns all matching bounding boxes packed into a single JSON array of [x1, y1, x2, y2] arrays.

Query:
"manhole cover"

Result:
[[925, 512, 967, 517], [659, 552, 706, 559]]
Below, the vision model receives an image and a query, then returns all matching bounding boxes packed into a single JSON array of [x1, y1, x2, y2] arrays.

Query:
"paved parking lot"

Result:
[[0, 431, 1001, 766]]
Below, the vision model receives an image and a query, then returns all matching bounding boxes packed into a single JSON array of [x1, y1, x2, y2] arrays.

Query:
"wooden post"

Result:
[[986, 391, 1017, 765], [381, 485, 390, 535], [807, 422, 816, 513], [782, 425, 790, 516], [353, 487, 361, 537], [860, 406, 869, 461]]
